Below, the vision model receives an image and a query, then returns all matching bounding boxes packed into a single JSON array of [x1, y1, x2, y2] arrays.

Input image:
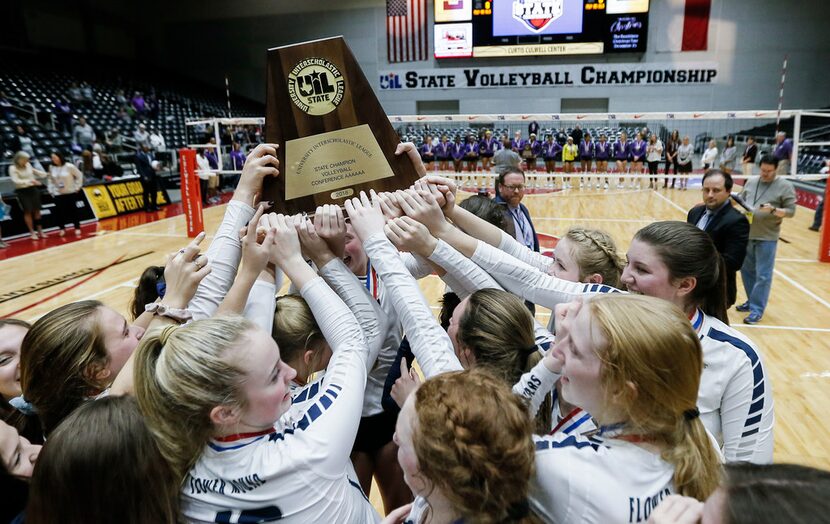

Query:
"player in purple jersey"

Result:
[[478, 129, 498, 172], [594, 134, 611, 189], [630, 132, 647, 189], [435, 135, 452, 172], [419, 135, 435, 170], [579, 133, 595, 189], [613, 132, 631, 189]]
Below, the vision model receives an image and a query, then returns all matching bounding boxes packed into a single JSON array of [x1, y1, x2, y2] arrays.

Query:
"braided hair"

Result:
[[563, 227, 624, 288]]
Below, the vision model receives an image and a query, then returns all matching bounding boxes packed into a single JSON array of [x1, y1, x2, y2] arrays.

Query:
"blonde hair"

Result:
[[458, 289, 550, 432], [20, 300, 109, 436], [563, 227, 624, 288], [273, 295, 326, 382], [414, 370, 540, 524], [589, 294, 721, 500], [134, 316, 252, 483]]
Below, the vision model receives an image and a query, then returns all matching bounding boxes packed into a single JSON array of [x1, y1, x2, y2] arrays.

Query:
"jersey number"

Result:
[[214, 506, 283, 523]]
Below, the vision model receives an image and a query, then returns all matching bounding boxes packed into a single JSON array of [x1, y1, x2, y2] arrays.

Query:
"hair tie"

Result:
[[524, 345, 539, 356], [9, 395, 37, 416], [683, 408, 700, 421], [159, 324, 178, 346], [507, 499, 530, 519]]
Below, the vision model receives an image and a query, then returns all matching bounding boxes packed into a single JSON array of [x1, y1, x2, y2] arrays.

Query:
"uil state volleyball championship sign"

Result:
[[265, 37, 420, 214]]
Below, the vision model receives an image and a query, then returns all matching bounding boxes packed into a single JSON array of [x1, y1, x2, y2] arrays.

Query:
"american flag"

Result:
[[387, 0, 428, 63]]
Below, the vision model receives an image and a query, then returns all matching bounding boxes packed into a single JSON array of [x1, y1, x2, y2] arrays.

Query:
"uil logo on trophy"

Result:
[[512, 0, 564, 32], [287, 58, 345, 116]]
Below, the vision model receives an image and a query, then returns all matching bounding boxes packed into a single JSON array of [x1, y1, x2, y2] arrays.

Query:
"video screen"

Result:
[[492, 0, 584, 36], [433, 0, 649, 58]]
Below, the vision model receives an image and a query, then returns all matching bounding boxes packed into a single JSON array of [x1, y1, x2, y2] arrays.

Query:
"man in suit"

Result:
[[687, 169, 749, 308], [135, 144, 159, 212], [495, 167, 539, 314]]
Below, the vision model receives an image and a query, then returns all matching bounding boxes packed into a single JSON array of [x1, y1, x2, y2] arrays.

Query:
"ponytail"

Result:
[[663, 414, 722, 500], [702, 255, 729, 325], [134, 317, 252, 484]]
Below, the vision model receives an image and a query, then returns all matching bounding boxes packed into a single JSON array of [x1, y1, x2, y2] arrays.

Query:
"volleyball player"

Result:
[[542, 134, 561, 188], [435, 135, 451, 172], [418, 135, 435, 170], [594, 133, 610, 189], [579, 133, 595, 189], [677, 136, 694, 190], [561, 136, 578, 189], [134, 213, 380, 523], [478, 129, 497, 172], [451, 135, 464, 174], [631, 131, 647, 189], [422, 177, 774, 463], [526, 294, 722, 522], [613, 131, 631, 188]]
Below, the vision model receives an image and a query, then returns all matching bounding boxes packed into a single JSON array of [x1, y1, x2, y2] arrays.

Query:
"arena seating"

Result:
[[0, 50, 263, 163]]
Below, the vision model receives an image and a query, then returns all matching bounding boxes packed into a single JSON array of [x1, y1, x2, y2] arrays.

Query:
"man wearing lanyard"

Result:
[[494, 168, 539, 313], [494, 167, 539, 254], [736, 155, 796, 324]]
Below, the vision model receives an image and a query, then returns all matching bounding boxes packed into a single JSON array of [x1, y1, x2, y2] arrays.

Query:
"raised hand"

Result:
[[268, 213, 304, 269], [425, 175, 458, 217], [313, 204, 346, 258], [376, 191, 404, 222], [235, 143, 280, 206], [394, 142, 426, 178], [298, 216, 336, 267], [163, 231, 211, 308], [645, 495, 703, 524], [384, 216, 438, 258], [390, 358, 422, 408], [239, 204, 274, 277], [395, 188, 450, 236], [343, 190, 386, 242]]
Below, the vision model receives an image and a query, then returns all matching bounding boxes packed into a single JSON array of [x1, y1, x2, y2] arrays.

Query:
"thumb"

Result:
[[400, 357, 409, 378]]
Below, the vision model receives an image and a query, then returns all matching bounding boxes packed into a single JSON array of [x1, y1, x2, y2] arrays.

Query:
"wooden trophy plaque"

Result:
[[264, 36, 420, 214]]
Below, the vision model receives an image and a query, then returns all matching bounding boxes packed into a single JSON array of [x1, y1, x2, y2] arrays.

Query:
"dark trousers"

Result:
[[812, 198, 824, 230], [53, 193, 81, 230], [141, 175, 158, 210]]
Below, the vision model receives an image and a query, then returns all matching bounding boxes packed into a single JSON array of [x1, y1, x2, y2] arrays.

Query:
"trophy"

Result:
[[264, 36, 420, 214]]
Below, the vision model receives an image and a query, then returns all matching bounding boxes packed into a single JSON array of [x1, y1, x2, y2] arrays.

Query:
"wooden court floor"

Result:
[[1, 183, 828, 475]]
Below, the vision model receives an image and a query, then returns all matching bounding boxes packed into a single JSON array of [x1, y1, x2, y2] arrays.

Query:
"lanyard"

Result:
[[752, 179, 774, 207]]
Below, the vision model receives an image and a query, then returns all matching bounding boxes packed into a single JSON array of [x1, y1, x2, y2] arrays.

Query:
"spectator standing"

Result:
[[8, 151, 47, 240], [134, 145, 160, 212], [493, 136, 521, 177], [719, 136, 738, 175], [646, 133, 664, 189], [570, 124, 583, 146], [772, 131, 793, 175], [528, 120, 539, 137], [149, 129, 166, 153], [702, 139, 719, 171], [54, 98, 73, 133], [131, 91, 147, 116], [809, 159, 829, 232], [47, 152, 85, 237], [115, 89, 128, 105], [737, 155, 796, 324], [72, 116, 96, 150], [12, 125, 43, 170], [687, 170, 750, 308], [133, 123, 150, 149], [676, 136, 694, 190], [117, 106, 132, 124], [664, 130, 680, 188], [204, 138, 219, 170], [741, 136, 758, 178]]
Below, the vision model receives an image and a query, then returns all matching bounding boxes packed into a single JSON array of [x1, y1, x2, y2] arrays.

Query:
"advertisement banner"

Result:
[[83, 181, 169, 219]]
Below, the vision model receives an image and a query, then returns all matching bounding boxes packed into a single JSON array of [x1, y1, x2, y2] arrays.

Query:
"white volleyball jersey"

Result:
[[181, 277, 379, 524], [531, 433, 675, 524], [693, 309, 774, 463], [550, 388, 597, 437]]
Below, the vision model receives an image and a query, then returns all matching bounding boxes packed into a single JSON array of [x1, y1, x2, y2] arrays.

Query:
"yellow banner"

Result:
[[83, 185, 117, 219]]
